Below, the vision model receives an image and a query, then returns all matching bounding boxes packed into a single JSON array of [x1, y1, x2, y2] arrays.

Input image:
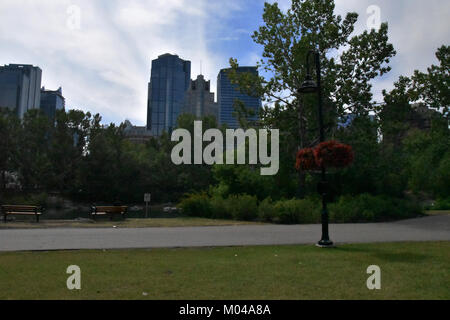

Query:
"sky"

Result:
[[0, 0, 448, 125]]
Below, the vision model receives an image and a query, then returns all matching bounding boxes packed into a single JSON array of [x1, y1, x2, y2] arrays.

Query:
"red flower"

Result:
[[295, 148, 319, 171], [295, 141, 354, 171], [314, 140, 354, 168]]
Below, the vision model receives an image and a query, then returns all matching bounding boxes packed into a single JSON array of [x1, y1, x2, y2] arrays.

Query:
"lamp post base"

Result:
[[316, 240, 335, 248]]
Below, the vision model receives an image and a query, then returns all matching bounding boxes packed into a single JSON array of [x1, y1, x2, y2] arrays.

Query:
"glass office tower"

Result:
[[0, 64, 42, 119], [40, 87, 65, 120], [217, 66, 261, 129], [147, 54, 191, 135]]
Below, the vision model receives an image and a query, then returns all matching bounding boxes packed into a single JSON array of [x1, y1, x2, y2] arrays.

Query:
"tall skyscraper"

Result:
[[0, 64, 42, 119], [217, 66, 261, 129], [40, 86, 65, 120], [181, 74, 218, 120], [147, 53, 191, 135]]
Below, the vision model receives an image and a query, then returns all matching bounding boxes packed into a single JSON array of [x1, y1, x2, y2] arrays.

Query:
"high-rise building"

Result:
[[123, 120, 153, 144], [147, 53, 191, 136], [181, 74, 218, 120], [0, 64, 42, 119], [40, 86, 65, 120], [217, 67, 261, 129]]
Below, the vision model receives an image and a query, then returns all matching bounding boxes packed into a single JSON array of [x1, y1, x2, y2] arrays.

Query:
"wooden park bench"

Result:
[[90, 206, 128, 221], [1, 205, 43, 223]]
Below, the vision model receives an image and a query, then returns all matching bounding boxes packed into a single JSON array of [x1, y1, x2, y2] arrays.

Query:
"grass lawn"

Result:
[[0, 242, 448, 300], [0, 217, 265, 229], [425, 210, 450, 216]]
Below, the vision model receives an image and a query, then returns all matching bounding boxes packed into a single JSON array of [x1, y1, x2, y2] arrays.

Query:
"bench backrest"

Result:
[[94, 206, 127, 213], [1, 205, 39, 213]]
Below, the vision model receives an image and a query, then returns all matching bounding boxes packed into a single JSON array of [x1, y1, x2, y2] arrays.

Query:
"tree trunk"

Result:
[[1, 170, 5, 190]]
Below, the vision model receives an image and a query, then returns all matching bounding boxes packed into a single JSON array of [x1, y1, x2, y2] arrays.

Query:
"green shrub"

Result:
[[257, 197, 277, 222], [209, 183, 230, 199], [329, 194, 422, 223], [210, 196, 232, 219], [227, 194, 258, 221], [273, 198, 321, 224], [32, 192, 49, 207], [431, 198, 450, 210], [2, 192, 48, 207], [178, 193, 212, 218]]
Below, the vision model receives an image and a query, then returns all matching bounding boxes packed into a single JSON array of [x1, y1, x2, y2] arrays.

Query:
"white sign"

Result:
[[144, 193, 151, 203]]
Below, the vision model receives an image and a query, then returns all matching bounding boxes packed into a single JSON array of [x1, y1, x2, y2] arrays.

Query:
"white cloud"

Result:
[[264, 0, 449, 104], [0, 0, 448, 124], [0, 0, 242, 125], [334, 0, 450, 102]]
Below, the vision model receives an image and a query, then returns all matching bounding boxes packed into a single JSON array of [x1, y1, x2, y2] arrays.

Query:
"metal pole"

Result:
[[315, 51, 333, 247]]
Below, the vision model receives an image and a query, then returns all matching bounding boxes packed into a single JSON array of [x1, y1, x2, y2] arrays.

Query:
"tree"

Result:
[[78, 122, 126, 202], [411, 45, 449, 119], [227, 0, 396, 196], [47, 109, 97, 193], [16, 110, 52, 190], [0, 109, 20, 190], [379, 45, 450, 198]]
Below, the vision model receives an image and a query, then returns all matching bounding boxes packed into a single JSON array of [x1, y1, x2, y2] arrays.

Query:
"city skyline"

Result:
[[0, 0, 448, 125]]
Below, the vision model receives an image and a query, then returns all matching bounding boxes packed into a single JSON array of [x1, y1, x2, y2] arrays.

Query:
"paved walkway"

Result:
[[0, 215, 449, 252]]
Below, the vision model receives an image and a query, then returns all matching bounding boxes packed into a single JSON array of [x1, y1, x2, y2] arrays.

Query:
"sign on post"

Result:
[[144, 193, 151, 218]]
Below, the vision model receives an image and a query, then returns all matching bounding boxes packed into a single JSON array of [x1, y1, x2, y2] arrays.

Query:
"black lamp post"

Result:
[[299, 50, 334, 248]]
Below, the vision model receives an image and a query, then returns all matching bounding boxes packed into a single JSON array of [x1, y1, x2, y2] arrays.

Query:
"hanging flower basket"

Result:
[[295, 147, 320, 171], [314, 140, 354, 168], [295, 140, 354, 171]]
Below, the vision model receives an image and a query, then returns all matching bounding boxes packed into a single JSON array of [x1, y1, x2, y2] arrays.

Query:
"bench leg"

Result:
[[3, 214, 6, 223], [36, 214, 39, 223]]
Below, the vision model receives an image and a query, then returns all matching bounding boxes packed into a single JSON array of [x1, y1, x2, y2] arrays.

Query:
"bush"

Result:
[[431, 198, 450, 210], [329, 194, 422, 223], [257, 197, 277, 222], [33, 192, 49, 207], [227, 194, 258, 221], [178, 193, 212, 218], [434, 153, 450, 198], [210, 196, 232, 219], [178, 192, 422, 224], [273, 198, 321, 224], [1, 192, 48, 207]]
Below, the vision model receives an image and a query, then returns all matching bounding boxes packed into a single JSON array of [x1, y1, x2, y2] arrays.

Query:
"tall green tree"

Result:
[[228, 0, 396, 196], [16, 110, 52, 190], [380, 45, 450, 198], [0, 109, 20, 190], [411, 45, 449, 118]]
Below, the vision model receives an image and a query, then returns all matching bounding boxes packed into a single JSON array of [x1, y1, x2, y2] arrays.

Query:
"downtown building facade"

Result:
[[0, 64, 42, 119], [181, 74, 218, 120], [217, 66, 261, 129], [147, 53, 191, 136], [40, 86, 65, 120]]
